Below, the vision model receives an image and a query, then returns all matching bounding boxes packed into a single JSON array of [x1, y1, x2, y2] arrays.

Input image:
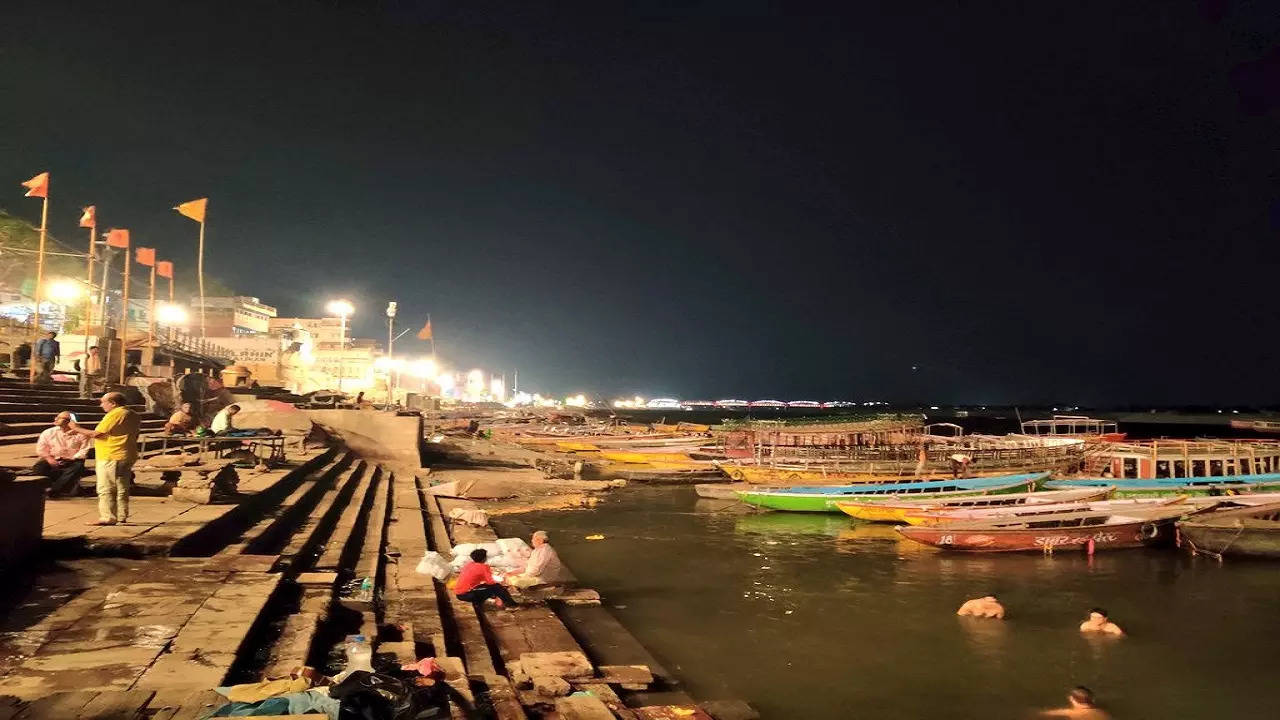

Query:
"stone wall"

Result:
[[303, 409, 422, 473]]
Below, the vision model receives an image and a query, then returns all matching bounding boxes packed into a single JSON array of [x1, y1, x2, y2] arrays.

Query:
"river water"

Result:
[[498, 487, 1279, 719]]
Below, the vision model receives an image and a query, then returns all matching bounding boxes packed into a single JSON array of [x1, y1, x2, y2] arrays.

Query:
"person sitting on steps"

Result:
[[454, 548, 516, 609]]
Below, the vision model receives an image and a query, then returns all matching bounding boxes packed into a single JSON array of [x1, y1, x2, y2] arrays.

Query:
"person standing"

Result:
[[32, 411, 92, 497], [68, 392, 141, 526], [33, 331, 60, 384]]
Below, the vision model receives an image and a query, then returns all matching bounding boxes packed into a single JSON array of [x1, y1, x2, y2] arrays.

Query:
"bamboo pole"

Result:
[[29, 193, 49, 383], [197, 219, 206, 338], [120, 249, 131, 385], [168, 274, 175, 342], [80, 224, 96, 397], [147, 263, 156, 345]]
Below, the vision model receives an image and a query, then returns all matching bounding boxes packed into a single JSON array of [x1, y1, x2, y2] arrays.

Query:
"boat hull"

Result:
[[839, 488, 1112, 523], [737, 474, 1044, 513], [1177, 523, 1280, 558], [896, 520, 1173, 552], [1046, 472, 1280, 497]]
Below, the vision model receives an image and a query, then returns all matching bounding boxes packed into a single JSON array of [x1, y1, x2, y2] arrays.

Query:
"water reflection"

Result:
[[498, 487, 1280, 720]]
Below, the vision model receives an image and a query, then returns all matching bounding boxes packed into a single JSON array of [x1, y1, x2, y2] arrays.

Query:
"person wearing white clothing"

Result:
[[210, 404, 240, 434], [507, 531, 566, 588]]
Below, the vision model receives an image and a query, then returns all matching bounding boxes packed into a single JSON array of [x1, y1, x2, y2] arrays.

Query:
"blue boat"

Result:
[[1045, 472, 1280, 497]]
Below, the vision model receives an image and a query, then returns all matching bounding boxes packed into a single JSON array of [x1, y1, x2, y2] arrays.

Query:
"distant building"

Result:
[[193, 296, 277, 336], [269, 317, 349, 347]]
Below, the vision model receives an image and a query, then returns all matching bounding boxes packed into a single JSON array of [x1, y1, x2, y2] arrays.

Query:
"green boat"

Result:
[[736, 472, 1046, 513], [1045, 473, 1280, 498]]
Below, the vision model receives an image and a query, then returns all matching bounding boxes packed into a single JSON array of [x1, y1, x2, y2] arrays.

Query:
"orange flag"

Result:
[[174, 197, 207, 223], [21, 172, 49, 198], [106, 229, 130, 248], [79, 206, 97, 228], [156, 261, 174, 279], [416, 319, 433, 340], [136, 247, 156, 266]]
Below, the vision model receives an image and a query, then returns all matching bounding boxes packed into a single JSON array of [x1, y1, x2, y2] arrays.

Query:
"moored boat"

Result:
[[1177, 501, 1280, 559], [736, 472, 1046, 513], [1045, 473, 1280, 497], [895, 506, 1191, 552], [902, 495, 1187, 526], [834, 487, 1113, 523]]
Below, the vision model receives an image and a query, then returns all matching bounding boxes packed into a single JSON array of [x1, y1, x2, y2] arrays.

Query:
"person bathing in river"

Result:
[[1079, 608, 1124, 635], [1039, 686, 1110, 719], [956, 594, 1004, 619], [454, 548, 517, 609]]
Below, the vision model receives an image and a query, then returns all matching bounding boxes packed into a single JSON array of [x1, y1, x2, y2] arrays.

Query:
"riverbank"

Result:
[[0, 413, 757, 719]]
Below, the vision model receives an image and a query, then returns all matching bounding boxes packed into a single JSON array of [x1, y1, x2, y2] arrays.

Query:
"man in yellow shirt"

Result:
[[69, 392, 141, 525]]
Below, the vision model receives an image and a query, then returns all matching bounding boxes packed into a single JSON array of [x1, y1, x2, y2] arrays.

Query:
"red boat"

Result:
[[895, 506, 1190, 552]]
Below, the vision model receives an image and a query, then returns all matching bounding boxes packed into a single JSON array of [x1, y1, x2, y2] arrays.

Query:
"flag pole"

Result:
[[147, 262, 157, 345], [80, 222, 96, 397], [120, 248, 131, 385], [197, 218, 206, 338], [98, 244, 113, 392], [168, 272, 175, 342], [29, 193, 49, 383]]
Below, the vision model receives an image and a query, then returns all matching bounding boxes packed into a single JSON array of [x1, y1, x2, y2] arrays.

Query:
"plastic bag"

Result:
[[447, 507, 489, 527], [415, 552, 452, 581]]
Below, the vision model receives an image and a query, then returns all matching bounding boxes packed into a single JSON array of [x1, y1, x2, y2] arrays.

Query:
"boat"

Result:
[[901, 495, 1189, 526], [1078, 439, 1280, 482], [1177, 501, 1280, 559], [895, 506, 1192, 552], [1045, 473, 1280, 497], [736, 472, 1046, 513], [720, 463, 1052, 486], [696, 483, 755, 500], [836, 487, 1113, 523], [1020, 415, 1125, 442]]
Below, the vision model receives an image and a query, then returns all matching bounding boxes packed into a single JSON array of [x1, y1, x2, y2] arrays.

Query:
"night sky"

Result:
[[3, 1, 1278, 404]]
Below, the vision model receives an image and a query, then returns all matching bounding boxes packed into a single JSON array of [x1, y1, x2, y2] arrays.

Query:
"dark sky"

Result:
[[3, 1, 1278, 404]]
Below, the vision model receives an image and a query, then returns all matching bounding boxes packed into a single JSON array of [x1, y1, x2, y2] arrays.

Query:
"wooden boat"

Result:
[[719, 463, 1038, 486], [696, 483, 759, 500], [736, 472, 1046, 513], [902, 496, 1187, 527], [895, 506, 1191, 552], [1045, 473, 1280, 497], [1177, 501, 1280, 559], [835, 487, 1113, 523]]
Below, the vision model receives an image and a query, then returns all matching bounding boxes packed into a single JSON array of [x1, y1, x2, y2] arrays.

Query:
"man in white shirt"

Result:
[[33, 411, 91, 497], [508, 530, 566, 588], [210, 404, 240, 434]]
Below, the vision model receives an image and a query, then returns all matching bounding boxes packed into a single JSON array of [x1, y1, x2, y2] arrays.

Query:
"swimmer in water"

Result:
[[1040, 686, 1110, 719], [1079, 607, 1124, 636], [956, 594, 1004, 619]]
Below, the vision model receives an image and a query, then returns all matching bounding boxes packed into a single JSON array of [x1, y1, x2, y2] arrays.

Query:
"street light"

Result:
[[326, 299, 354, 393], [45, 279, 83, 304], [156, 303, 188, 327]]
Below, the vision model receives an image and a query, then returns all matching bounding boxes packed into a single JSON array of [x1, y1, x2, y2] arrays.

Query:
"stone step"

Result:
[[0, 418, 166, 437], [0, 410, 110, 423], [235, 452, 356, 556]]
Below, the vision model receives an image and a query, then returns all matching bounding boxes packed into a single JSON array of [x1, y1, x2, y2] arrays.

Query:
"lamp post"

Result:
[[386, 301, 397, 407], [325, 299, 354, 394]]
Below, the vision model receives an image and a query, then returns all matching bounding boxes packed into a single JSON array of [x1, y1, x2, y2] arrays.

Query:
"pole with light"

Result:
[[326, 299, 354, 394], [385, 301, 397, 406]]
